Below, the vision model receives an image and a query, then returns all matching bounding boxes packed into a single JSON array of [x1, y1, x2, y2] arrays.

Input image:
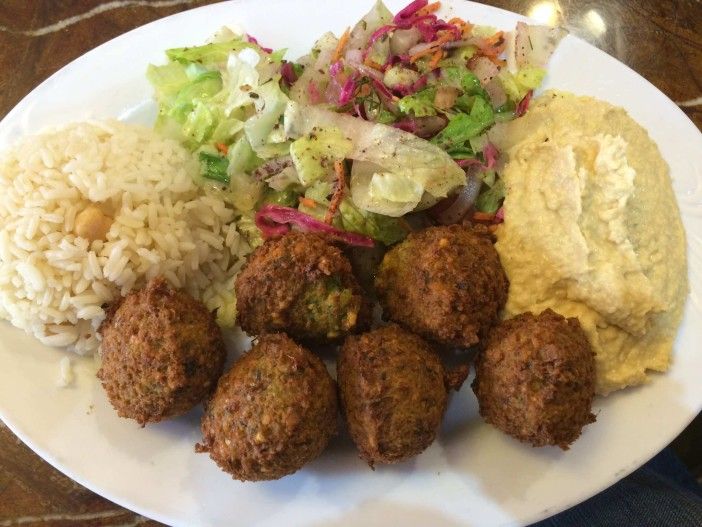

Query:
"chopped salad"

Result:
[[147, 0, 565, 246]]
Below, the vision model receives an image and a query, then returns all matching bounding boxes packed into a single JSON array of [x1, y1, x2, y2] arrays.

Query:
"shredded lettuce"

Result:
[[347, 0, 393, 53], [475, 179, 505, 213], [148, 39, 290, 191], [227, 136, 261, 174], [290, 128, 353, 186], [338, 199, 408, 245], [224, 48, 263, 114], [149, 67, 223, 145], [199, 152, 230, 183], [297, 180, 407, 245], [432, 96, 495, 150], [440, 67, 486, 97], [244, 80, 289, 157], [398, 88, 437, 117], [384, 66, 421, 90], [262, 187, 301, 207], [146, 61, 191, 101], [228, 171, 264, 212], [166, 40, 256, 65], [499, 66, 546, 102], [298, 181, 331, 221], [284, 102, 465, 217], [236, 214, 264, 248]]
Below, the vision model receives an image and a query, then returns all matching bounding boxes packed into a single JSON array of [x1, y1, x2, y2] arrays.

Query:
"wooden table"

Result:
[[0, 1, 700, 526]]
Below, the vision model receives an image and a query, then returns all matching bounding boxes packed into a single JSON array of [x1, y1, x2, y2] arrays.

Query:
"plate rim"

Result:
[[0, 1, 701, 526]]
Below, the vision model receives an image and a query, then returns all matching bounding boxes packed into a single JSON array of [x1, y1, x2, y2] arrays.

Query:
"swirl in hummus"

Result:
[[489, 91, 688, 395]]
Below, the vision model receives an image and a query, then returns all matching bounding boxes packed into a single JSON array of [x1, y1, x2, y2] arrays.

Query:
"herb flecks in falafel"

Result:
[[97, 277, 226, 426], [235, 232, 369, 342], [338, 324, 448, 467], [375, 224, 509, 348], [472, 309, 596, 449], [197, 333, 338, 481]]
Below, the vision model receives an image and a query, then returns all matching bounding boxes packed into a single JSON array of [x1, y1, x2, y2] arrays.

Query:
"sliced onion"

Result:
[[483, 142, 499, 169], [345, 48, 363, 66], [456, 143, 499, 170], [338, 77, 357, 105], [514, 23, 567, 68], [393, 115, 447, 138], [514, 22, 530, 68], [364, 24, 396, 60], [390, 27, 422, 55], [246, 34, 272, 54], [469, 56, 500, 86], [356, 63, 384, 82], [371, 79, 400, 113], [433, 85, 459, 110], [442, 39, 473, 50], [484, 77, 507, 108], [394, 0, 428, 24], [307, 80, 322, 104], [353, 101, 368, 119], [255, 204, 375, 247], [515, 90, 533, 117], [407, 40, 437, 57], [414, 17, 437, 41], [393, 74, 428, 96], [433, 176, 481, 225], [280, 62, 298, 87], [329, 60, 343, 77]]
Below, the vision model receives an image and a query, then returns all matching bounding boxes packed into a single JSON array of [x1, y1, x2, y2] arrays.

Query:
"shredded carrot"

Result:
[[461, 21, 474, 37], [416, 1, 441, 16], [488, 56, 507, 68], [325, 160, 347, 224], [215, 143, 228, 155], [409, 33, 453, 63], [472, 211, 496, 221], [437, 30, 459, 43], [487, 223, 499, 233], [484, 30, 505, 46], [409, 46, 435, 63], [483, 30, 506, 55], [332, 27, 350, 63], [446, 17, 474, 38], [299, 197, 317, 209], [428, 49, 443, 69], [358, 83, 372, 97], [363, 55, 384, 70]]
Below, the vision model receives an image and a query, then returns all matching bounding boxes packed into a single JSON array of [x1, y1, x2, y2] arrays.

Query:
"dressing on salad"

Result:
[[147, 0, 565, 245]]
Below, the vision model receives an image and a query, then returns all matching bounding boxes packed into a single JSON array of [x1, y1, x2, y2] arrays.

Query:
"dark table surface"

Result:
[[1, 1, 701, 526]]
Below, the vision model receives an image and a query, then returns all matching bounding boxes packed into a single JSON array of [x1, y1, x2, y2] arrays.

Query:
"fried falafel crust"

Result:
[[97, 277, 226, 426], [235, 232, 369, 342], [375, 224, 508, 349], [338, 324, 447, 467], [472, 309, 596, 449], [197, 333, 338, 481]]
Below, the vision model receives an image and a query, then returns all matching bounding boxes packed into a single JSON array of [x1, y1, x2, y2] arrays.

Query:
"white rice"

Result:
[[0, 120, 252, 355]]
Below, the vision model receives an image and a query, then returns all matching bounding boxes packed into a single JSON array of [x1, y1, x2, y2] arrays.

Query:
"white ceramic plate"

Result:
[[1, 1, 701, 526]]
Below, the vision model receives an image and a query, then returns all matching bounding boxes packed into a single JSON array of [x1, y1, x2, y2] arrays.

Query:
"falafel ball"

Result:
[[472, 309, 596, 449], [337, 324, 448, 466], [235, 232, 369, 341], [197, 333, 338, 481], [97, 277, 226, 426], [375, 224, 508, 348]]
